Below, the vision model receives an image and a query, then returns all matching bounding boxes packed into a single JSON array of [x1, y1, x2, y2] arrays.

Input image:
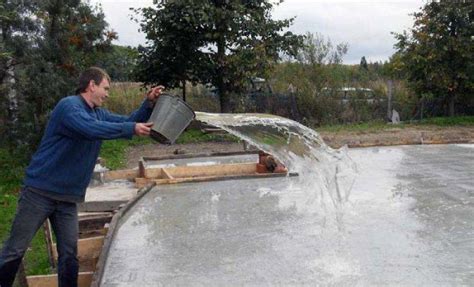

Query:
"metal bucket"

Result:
[[148, 94, 195, 144]]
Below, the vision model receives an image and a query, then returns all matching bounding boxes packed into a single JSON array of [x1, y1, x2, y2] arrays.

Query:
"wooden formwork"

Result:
[[135, 150, 289, 188], [26, 151, 292, 287], [26, 272, 94, 287]]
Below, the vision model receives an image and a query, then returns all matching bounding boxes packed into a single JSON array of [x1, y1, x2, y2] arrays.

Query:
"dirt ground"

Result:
[[125, 126, 474, 168]]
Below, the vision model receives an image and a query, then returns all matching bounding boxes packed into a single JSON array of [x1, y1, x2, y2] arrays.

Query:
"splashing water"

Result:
[[196, 112, 357, 211]]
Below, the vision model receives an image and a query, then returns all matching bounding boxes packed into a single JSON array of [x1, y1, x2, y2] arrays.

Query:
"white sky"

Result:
[[90, 0, 425, 64]]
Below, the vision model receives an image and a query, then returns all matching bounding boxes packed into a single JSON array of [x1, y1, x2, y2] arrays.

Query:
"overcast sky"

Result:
[[90, 0, 425, 64]]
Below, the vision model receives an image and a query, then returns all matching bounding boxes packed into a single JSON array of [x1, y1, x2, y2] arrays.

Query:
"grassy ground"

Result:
[[317, 116, 474, 133], [0, 149, 51, 278]]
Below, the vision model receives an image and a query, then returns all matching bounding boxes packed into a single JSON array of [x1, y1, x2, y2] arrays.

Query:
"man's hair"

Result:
[[76, 67, 111, 94]]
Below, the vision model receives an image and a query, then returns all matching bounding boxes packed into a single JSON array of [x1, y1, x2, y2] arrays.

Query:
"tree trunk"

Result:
[[217, 46, 230, 112], [216, 5, 230, 113], [420, 98, 424, 120], [5, 58, 19, 147], [182, 80, 186, 102], [448, 92, 455, 117], [217, 71, 229, 112]]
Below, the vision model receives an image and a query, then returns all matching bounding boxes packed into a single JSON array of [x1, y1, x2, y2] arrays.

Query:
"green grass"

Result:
[[100, 136, 154, 170], [0, 148, 50, 276], [175, 129, 239, 144], [317, 116, 474, 133]]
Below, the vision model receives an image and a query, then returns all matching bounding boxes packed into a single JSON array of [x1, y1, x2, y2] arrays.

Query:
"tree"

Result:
[[97, 45, 139, 81], [393, 1, 473, 116], [0, 0, 116, 151], [0, 0, 40, 148], [296, 32, 348, 67], [134, 0, 302, 111], [359, 56, 368, 71], [296, 32, 348, 90]]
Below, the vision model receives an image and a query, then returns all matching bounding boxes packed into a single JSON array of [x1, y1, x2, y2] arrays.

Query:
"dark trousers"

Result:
[[0, 188, 78, 287]]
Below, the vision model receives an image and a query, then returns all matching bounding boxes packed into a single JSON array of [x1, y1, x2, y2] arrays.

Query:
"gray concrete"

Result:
[[101, 144, 474, 286], [85, 180, 137, 202]]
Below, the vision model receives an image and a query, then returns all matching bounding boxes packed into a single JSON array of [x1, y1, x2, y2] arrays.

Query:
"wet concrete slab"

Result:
[[100, 144, 474, 286]]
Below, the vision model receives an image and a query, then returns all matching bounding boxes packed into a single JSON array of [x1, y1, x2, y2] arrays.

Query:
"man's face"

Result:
[[90, 78, 110, 107]]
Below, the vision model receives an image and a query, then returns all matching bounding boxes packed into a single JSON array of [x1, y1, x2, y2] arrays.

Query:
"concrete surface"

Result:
[[100, 144, 473, 286], [85, 180, 137, 202]]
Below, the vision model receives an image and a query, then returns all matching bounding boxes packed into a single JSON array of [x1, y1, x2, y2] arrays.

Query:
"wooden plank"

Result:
[[144, 167, 163, 179], [138, 159, 146, 178], [52, 236, 104, 271], [78, 211, 113, 219], [166, 162, 256, 178], [79, 227, 108, 239], [42, 219, 56, 269], [143, 172, 290, 186], [135, 177, 149, 188], [27, 271, 93, 287], [102, 169, 138, 181], [52, 236, 104, 262], [79, 214, 113, 232], [16, 261, 28, 287], [161, 168, 173, 179], [136, 167, 295, 188]]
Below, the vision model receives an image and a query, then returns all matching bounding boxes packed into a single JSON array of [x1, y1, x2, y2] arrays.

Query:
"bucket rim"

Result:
[[158, 93, 196, 119]]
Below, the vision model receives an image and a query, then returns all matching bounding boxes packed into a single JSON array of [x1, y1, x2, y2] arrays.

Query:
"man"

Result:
[[0, 67, 163, 287]]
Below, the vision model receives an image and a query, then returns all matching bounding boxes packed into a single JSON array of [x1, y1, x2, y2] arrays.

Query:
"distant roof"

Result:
[[251, 77, 266, 83]]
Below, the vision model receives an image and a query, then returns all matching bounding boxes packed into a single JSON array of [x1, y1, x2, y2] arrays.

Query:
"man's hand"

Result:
[[146, 85, 165, 104], [135, 122, 153, 136]]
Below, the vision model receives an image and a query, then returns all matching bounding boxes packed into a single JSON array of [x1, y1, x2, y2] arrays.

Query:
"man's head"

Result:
[[76, 67, 111, 108]]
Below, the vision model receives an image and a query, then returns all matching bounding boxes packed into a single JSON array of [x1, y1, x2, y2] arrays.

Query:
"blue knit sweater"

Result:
[[24, 95, 153, 202]]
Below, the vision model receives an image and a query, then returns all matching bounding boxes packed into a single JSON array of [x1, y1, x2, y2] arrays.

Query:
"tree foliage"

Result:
[[297, 32, 348, 66], [0, 0, 116, 152], [359, 56, 368, 71], [97, 45, 139, 81], [134, 0, 302, 111], [393, 1, 474, 116]]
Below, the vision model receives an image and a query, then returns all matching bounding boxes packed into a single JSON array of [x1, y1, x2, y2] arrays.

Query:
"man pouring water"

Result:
[[0, 67, 164, 287]]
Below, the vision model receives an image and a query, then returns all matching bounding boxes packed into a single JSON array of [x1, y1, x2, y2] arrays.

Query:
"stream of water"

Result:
[[196, 112, 357, 212]]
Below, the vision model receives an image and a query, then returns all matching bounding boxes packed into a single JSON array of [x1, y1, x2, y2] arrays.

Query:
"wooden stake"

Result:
[[42, 219, 56, 269]]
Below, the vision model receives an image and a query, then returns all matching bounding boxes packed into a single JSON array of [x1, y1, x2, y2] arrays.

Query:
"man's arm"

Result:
[[61, 105, 136, 140]]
